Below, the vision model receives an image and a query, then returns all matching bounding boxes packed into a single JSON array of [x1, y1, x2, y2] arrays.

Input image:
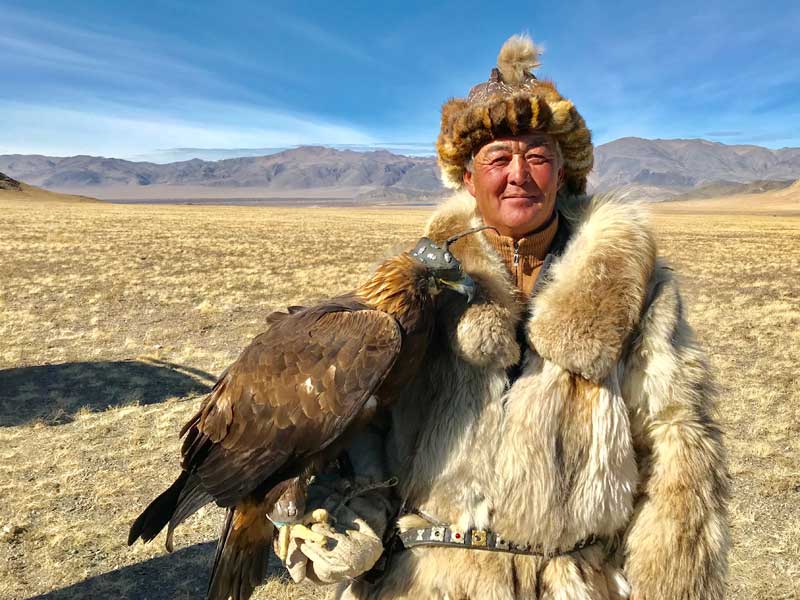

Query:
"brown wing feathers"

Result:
[[130, 300, 404, 550], [178, 306, 401, 507], [129, 254, 430, 600]]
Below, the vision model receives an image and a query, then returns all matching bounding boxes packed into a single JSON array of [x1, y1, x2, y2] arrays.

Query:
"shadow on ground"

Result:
[[26, 542, 286, 600], [0, 359, 215, 427], [29, 542, 213, 600]]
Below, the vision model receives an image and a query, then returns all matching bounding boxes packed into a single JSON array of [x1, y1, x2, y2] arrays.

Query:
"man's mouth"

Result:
[[502, 194, 541, 202]]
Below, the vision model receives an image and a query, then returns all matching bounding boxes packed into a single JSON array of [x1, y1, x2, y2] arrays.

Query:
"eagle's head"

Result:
[[357, 226, 493, 320], [409, 236, 477, 303]]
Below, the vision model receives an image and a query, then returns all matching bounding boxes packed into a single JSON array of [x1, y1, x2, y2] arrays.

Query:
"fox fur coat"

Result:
[[334, 191, 729, 600]]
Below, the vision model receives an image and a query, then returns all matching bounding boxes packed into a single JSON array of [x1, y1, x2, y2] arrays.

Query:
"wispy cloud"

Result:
[[267, 9, 377, 65], [0, 4, 378, 157], [129, 142, 435, 163], [0, 101, 375, 158], [5, 14, 241, 98]]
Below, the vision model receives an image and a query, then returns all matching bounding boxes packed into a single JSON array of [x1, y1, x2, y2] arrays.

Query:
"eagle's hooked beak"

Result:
[[439, 273, 477, 304]]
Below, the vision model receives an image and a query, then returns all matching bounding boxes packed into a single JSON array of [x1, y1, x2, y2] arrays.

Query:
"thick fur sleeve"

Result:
[[621, 264, 729, 600]]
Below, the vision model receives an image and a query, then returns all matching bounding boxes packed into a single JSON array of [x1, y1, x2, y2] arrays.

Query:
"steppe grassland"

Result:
[[0, 196, 797, 600]]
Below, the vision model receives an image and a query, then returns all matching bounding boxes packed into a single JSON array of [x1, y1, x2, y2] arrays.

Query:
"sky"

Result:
[[1, 0, 799, 161]]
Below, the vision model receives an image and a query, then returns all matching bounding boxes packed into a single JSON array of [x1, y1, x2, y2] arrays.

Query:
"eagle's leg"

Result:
[[277, 524, 292, 562]]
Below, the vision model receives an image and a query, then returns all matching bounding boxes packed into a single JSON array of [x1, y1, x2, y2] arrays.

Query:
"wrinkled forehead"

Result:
[[477, 132, 557, 155]]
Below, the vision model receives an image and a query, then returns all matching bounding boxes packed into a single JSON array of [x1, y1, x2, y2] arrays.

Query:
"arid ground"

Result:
[[0, 187, 798, 599]]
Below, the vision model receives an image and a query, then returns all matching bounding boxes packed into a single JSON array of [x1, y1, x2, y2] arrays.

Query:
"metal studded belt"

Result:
[[398, 526, 600, 557]]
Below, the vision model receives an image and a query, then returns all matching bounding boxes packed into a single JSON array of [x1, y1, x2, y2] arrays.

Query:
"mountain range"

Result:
[[1, 138, 798, 203], [589, 138, 800, 200]]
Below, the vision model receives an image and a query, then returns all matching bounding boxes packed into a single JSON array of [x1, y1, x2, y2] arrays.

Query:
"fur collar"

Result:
[[424, 191, 657, 382]]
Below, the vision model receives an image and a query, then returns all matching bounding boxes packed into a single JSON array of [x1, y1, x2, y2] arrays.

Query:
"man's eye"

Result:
[[490, 156, 510, 164], [526, 154, 552, 164]]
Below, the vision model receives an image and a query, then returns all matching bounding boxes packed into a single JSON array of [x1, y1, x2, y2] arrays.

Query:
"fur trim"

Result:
[[497, 34, 541, 85], [621, 267, 730, 600], [424, 192, 523, 368], [421, 192, 657, 379], [492, 358, 638, 549], [527, 196, 657, 382]]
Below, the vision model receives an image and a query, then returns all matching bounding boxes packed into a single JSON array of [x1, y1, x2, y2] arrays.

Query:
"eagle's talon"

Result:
[[311, 508, 330, 523], [289, 523, 328, 545]]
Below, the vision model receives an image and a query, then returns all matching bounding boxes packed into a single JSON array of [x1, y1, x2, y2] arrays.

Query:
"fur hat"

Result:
[[436, 34, 593, 194]]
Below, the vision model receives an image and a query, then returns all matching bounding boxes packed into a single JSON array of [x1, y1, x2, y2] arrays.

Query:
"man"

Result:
[[281, 34, 729, 600]]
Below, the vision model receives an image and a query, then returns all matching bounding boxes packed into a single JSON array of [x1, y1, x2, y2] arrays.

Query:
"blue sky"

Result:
[[1, 0, 799, 161]]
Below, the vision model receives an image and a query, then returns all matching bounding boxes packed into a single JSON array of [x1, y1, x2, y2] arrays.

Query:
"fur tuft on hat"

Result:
[[436, 34, 593, 194], [497, 34, 542, 85]]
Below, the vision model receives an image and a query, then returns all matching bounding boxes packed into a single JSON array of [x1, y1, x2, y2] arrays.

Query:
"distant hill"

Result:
[[590, 138, 800, 200], [653, 178, 800, 215], [0, 147, 442, 202], [1, 138, 798, 202], [0, 171, 99, 203], [0, 172, 23, 191], [669, 179, 796, 201]]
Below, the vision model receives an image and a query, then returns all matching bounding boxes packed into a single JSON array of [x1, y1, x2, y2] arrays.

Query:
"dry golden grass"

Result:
[[0, 191, 798, 600], [659, 179, 800, 216]]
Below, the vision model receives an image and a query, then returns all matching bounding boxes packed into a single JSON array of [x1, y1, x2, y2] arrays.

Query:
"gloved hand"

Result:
[[275, 477, 393, 584], [282, 510, 383, 584]]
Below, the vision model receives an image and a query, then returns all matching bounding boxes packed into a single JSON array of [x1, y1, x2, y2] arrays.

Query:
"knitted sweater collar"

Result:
[[482, 211, 559, 297]]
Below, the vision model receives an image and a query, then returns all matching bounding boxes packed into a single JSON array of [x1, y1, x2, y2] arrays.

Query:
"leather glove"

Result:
[[276, 426, 396, 585], [283, 508, 383, 584], [279, 497, 385, 584]]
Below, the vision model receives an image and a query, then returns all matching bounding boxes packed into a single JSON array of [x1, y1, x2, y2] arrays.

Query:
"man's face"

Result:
[[463, 132, 563, 239]]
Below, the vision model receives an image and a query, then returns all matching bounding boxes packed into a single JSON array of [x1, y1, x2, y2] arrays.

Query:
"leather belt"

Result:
[[398, 526, 600, 557]]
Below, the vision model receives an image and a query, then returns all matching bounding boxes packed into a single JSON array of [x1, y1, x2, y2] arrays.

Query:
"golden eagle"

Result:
[[127, 228, 486, 600]]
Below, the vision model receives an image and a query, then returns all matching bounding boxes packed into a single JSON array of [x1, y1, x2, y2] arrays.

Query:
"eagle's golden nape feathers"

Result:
[[355, 253, 431, 319]]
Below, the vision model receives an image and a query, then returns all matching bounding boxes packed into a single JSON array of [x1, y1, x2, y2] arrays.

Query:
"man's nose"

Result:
[[507, 155, 530, 186]]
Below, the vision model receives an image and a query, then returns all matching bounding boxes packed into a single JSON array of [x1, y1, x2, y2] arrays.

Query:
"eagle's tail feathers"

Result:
[[128, 471, 189, 547], [207, 502, 273, 600], [165, 473, 214, 552]]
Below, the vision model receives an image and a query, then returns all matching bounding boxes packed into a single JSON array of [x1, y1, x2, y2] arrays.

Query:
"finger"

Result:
[[309, 521, 339, 537], [303, 556, 331, 585], [285, 543, 309, 583], [298, 536, 334, 564], [310, 522, 348, 543], [286, 559, 307, 584]]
